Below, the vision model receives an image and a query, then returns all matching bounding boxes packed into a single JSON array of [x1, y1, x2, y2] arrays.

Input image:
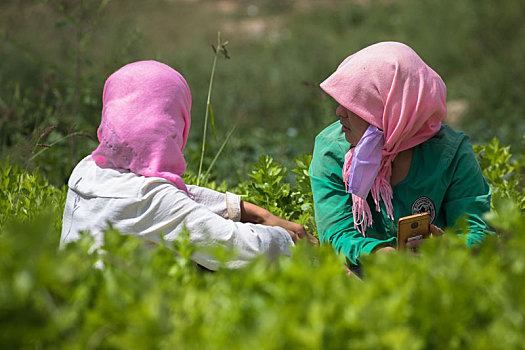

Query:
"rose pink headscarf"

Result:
[[320, 42, 447, 233], [92, 60, 191, 193]]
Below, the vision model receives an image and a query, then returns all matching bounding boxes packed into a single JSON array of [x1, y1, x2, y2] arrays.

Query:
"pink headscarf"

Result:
[[92, 60, 191, 193], [320, 42, 447, 233]]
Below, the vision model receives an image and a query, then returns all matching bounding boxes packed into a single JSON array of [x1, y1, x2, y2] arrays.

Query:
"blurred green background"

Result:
[[1, 0, 525, 186]]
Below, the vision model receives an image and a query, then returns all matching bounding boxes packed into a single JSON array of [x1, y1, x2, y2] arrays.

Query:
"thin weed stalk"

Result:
[[197, 32, 229, 186], [202, 123, 237, 183], [13, 126, 57, 213], [12, 128, 93, 213]]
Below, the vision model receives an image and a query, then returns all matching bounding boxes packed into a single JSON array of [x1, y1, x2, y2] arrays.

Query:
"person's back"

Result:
[[61, 60, 316, 271]]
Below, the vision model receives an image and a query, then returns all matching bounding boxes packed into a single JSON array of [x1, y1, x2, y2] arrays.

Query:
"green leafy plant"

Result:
[[233, 154, 316, 234], [0, 162, 66, 227], [474, 137, 525, 209]]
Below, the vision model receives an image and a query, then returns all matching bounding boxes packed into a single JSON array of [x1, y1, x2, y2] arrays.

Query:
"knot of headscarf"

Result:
[[320, 42, 447, 234], [92, 60, 191, 193]]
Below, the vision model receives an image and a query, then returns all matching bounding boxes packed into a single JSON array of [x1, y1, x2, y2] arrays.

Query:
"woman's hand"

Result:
[[263, 214, 319, 245], [375, 225, 445, 254], [429, 224, 445, 237], [405, 224, 445, 250], [375, 246, 395, 254], [240, 201, 319, 244]]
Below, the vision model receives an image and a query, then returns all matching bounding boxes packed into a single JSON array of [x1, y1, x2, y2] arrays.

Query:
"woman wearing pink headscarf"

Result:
[[61, 60, 316, 271], [309, 42, 491, 273]]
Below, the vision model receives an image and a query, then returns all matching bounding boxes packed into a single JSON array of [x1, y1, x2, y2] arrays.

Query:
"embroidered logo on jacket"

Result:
[[412, 196, 436, 223]]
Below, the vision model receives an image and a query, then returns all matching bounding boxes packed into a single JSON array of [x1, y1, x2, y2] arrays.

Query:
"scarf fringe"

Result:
[[351, 195, 372, 236]]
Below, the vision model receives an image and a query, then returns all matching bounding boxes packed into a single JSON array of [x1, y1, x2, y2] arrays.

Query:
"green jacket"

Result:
[[309, 122, 491, 265]]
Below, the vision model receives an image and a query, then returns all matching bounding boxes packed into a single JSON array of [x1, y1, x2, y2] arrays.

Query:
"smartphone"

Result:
[[396, 213, 430, 250]]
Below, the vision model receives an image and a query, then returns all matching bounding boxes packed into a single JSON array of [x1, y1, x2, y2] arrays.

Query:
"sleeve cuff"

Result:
[[225, 192, 241, 221]]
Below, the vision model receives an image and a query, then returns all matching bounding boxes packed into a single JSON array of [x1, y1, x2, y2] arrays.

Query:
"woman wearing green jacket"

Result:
[[309, 42, 491, 272]]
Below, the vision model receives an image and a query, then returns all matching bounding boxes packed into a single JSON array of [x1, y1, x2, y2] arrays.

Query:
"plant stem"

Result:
[[197, 33, 221, 186], [70, 0, 85, 164], [29, 131, 88, 162], [203, 123, 237, 182]]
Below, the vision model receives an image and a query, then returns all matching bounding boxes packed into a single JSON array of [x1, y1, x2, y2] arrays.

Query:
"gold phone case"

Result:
[[397, 213, 430, 250]]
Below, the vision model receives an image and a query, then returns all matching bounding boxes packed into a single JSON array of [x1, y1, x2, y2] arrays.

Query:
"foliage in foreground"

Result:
[[2, 211, 525, 350], [0, 139, 524, 349]]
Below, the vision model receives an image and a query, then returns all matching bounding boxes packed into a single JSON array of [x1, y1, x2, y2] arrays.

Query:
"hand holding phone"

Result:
[[397, 213, 430, 250]]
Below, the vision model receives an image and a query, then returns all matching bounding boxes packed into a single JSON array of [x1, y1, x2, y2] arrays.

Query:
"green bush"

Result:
[[474, 137, 525, 209], [232, 154, 316, 234], [1, 137, 524, 349], [0, 162, 66, 227]]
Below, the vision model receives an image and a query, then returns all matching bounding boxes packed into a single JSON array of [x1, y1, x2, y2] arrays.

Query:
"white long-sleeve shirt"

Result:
[[61, 156, 294, 270]]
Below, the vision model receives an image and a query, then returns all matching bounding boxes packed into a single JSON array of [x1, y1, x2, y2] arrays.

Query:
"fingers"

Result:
[[430, 224, 445, 237], [285, 225, 319, 245], [295, 226, 319, 245], [376, 246, 395, 254], [264, 215, 318, 245], [293, 224, 307, 238], [405, 238, 425, 249], [306, 232, 319, 245], [404, 225, 445, 253], [283, 228, 298, 242]]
